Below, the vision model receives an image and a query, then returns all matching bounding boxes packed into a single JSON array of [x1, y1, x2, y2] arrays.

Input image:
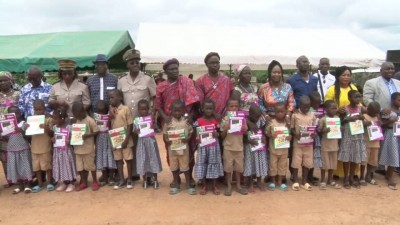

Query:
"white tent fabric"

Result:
[[136, 23, 385, 67]]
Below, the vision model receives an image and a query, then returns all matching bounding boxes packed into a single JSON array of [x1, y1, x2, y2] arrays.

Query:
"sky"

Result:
[[0, 0, 399, 51]]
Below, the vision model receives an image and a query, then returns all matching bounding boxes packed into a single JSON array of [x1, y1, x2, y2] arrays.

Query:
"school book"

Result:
[[247, 129, 266, 151], [70, 124, 87, 145], [0, 113, 17, 136], [53, 127, 69, 149], [196, 125, 217, 147], [298, 126, 317, 145], [227, 111, 245, 134], [314, 107, 325, 117], [325, 117, 342, 139], [134, 116, 155, 137], [273, 126, 290, 149], [25, 115, 45, 135], [367, 124, 384, 141], [109, 127, 126, 149], [349, 119, 364, 135], [93, 113, 109, 132], [167, 129, 186, 151]]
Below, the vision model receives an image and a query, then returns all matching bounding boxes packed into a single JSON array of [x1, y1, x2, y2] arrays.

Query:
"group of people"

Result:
[[0, 48, 399, 196]]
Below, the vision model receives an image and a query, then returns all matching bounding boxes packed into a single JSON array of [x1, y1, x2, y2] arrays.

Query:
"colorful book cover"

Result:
[[227, 111, 246, 134], [70, 124, 87, 145], [394, 122, 400, 136], [167, 129, 186, 151], [0, 113, 17, 136], [134, 116, 155, 137], [325, 117, 342, 139], [53, 127, 69, 149], [298, 126, 317, 145], [109, 127, 127, 149], [197, 125, 216, 147], [273, 126, 290, 149], [25, 115, 45, 135], [367, 125, 384, 141], [247, 129, 266, 151], [314, 107, 326, 117], [349, 120, 364, 135], [93, 113, 109, 132]]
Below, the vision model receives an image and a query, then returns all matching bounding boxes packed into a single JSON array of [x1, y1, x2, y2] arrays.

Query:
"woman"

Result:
[[258, 60, 294, 118], [325, 66, 361, 178], [231, 65, 260, 116], [49, 59, 90, 117], [0, 71, 20, 187]]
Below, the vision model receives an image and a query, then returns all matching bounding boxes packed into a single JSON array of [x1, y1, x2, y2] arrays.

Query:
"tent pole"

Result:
[[229, 64, 232, 78]]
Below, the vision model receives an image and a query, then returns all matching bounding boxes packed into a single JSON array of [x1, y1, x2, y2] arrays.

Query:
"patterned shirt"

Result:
[[258, 82, 295, 114], [18, 81, 52, 118], [86, 73, 118, 112], [234, 85, 259, 116]]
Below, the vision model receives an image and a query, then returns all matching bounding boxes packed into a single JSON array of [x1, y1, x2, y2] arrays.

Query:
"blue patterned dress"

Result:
[[379, 111, 400, 167]]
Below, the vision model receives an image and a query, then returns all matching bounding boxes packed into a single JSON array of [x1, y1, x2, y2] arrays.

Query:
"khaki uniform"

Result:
[[73, 116, 98, 171], [291, 112, 316, 169], [265, 119, 289, 176], [110, 104, 134, 161], [49, 79, 90, 117], [318, 117, 339, 170], [31, 117, 53, 171], [362, 114, 380, 167], [117, 72, 156, 118]]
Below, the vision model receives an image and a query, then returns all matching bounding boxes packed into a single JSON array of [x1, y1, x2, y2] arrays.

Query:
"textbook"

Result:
[[25, 115, 45, 135], [367, 124, 384, 141], [298, 126, 316, 145], [227, 111, 246, 134], [0, 113, 17, 136], [53, 127, 69, 149], [325, 117, 342, 139], [273, 126, 290, 149], [167, 129, 186, 151], [134, 116, 155, 137], [247, 129, 266, 151], [314, 107, 326, 117], [196, 125, 216, 147], [70, 124, 87, 145], [93, 113, 109, 132], [109, 127, 126, 149], [349, 120, 364, 135]]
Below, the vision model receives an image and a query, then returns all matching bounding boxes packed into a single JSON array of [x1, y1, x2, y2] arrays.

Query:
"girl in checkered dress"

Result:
[[5, 106, 33, 194]]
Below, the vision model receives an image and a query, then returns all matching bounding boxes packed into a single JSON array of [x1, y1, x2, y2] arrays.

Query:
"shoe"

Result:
[[65, 184, 75, 192], [92, 182, 100, 191], [56, 183, 67, 192], [143, 181, 147, 189], [153, 181, 160, 189], [75, 183, 87, 192], [113, 181, 125, 190], [126, 181, 133, 189]]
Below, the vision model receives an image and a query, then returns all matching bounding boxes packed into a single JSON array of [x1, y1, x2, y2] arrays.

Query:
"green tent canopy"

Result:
[[0, 30, 135, 73]]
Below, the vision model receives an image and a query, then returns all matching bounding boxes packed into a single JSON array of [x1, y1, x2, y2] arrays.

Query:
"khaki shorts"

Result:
[[223, 150, 244, 173], [291, 146, 313, 169], [322, 151, 338, 170], [269, 151, 288, 176], [32, 152, 52, 171], [169, 150, 189, 172], [113, 147, 133, 161], [76, 153, 96, 171], [363, 148, 379, 167]]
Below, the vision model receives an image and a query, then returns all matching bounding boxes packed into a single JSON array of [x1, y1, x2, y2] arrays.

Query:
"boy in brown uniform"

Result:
[[109, 89, 134, 190], [71, 102, 99, 191]]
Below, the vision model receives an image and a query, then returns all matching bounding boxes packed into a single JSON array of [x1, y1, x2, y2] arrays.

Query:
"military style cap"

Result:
[[122, 49, 141, 62], [58, 59, 76, 70]]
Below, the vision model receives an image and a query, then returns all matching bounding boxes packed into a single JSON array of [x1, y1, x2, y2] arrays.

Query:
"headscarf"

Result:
[[234, 64, 248, 77], [0, 71, 14, 89]]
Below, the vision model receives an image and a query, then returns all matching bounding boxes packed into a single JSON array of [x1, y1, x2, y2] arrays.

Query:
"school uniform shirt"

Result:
[[49, 79, 90, 117], [163, 117, 193, 154], [73, 116, 98, 155], [265, 119, 289, 155], [86, 73, 118, 112], [363, 114, 380, 149], [117, 72, 156, 118], [110, 104, 134, 148], [290, 111, 316, 147], [313, 71, 335, 102], [220, 116, 247, 151], [318, 117, 339, 152], [31, 117, 53, 154]]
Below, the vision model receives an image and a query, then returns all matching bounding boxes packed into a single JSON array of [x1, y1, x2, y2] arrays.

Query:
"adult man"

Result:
[[364, 62, 400, 110], [86, 54, 118, 112], [313, 58, 335, 102], [18, 66, 52, 118], [118, 49, 156, 181]]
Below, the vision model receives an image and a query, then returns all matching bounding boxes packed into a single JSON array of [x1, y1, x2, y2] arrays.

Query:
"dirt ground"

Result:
[[0, 134, 399, 225]]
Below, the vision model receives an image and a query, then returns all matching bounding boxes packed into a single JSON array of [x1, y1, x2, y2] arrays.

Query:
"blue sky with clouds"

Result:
[[0, 0, 398, 51]]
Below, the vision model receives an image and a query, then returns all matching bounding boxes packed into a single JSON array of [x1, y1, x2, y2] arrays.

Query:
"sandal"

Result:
[[292, 182, 300, 191], [301, 183, 313, 191], [267, 183, 276, 191], [46, 184, 55, 191], [359, 179, 367, 186], [212, 186, 220, 195], [328, 182, 341, 189], [24, 187, 32, 193], [200, 186, 207, 195], [367, 179, 378, 185], [319, 182, 327, 190], [75, 183, 87, 192], [12, 188, 21, 194], [224, 187, 232, 196], [169, 187, 181, 195], [344, 180, 351, 189], [351, 181, 360, 189], [153, 181, 160, 189], [237, 188, 248, 195], [388, 183, 398, 190], [187, 188, 197, 195], [32, 185, 43, 193], [279, 184, 288, 191]]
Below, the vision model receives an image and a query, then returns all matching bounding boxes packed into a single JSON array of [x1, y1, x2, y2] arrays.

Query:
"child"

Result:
[[72, 102, 99, 191], [339, 90, 367, 189], [318, 100, 341, 189], [361, 101, 381, 186], [290, 96, 316, 191], [109, 89, 134, 190], [5, 106, 33, 194], [265, 103, 291, 191], [29, 100, 54, 192], [135, 99, 162, 189], [51, 108, 76, 192], [164, 100, 195, 195], [220, 99, 248, 196], [94, 100, 117, 186], [380, 92, 400, 190], [309, 91, 323, 185], [194, 99, 223, 195], [243, 105, 268, 192]]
